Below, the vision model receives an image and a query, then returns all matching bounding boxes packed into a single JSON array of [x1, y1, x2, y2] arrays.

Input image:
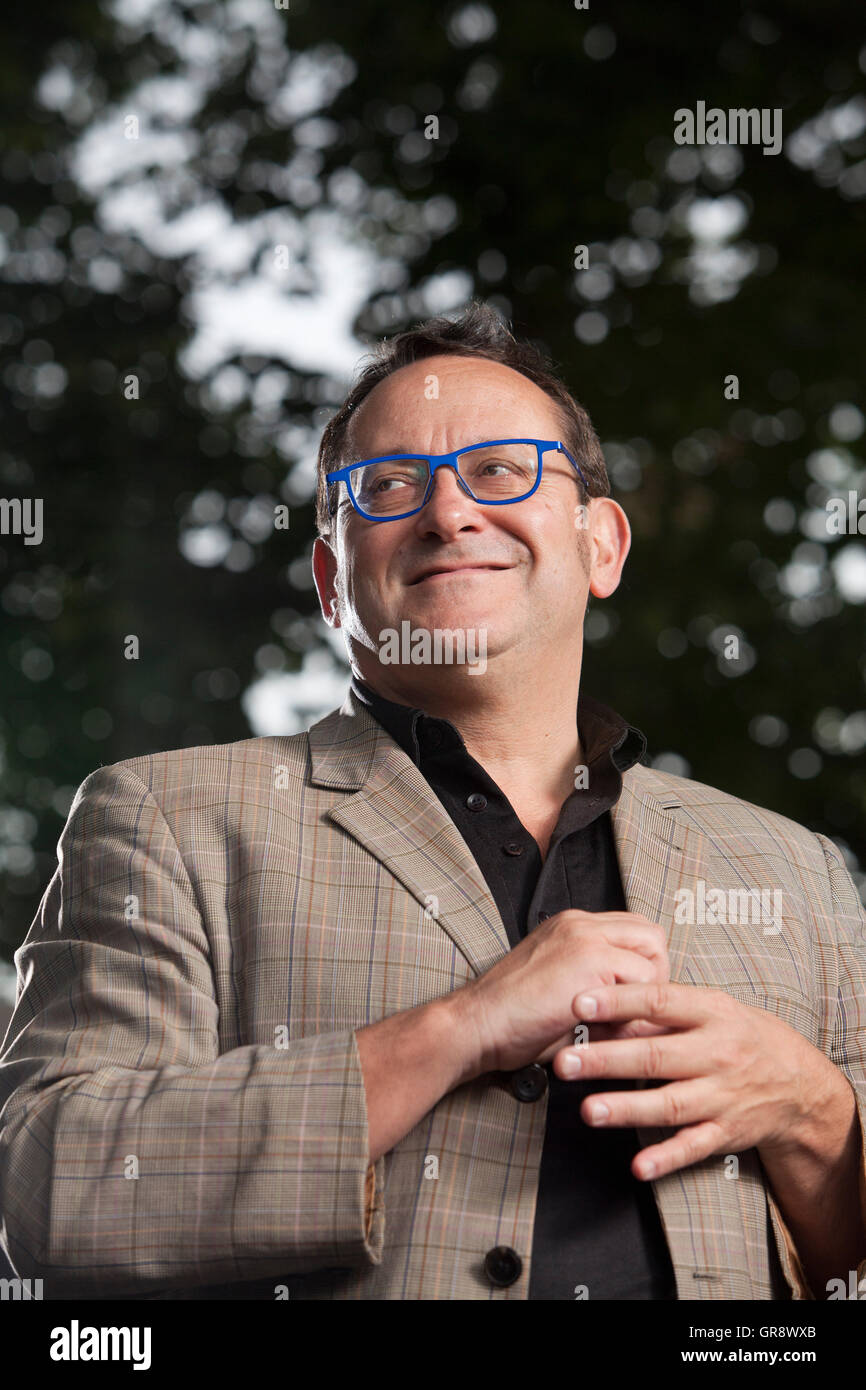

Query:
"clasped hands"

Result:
[[466, 907, 848, 1184]]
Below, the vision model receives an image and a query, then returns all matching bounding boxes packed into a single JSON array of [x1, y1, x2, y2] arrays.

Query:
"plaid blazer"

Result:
[[1, 684, 865, 1301]]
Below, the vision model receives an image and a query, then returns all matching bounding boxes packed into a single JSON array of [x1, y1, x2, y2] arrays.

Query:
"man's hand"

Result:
[[550, 981, 852, 1182], [452, 909, 670, 1079]]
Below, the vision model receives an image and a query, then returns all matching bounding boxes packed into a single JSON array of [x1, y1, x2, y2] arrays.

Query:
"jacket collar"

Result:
[[348, 672, 647, 776]]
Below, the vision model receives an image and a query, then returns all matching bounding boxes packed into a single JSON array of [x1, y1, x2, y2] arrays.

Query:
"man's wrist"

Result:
[[758, 1065, 864, 1297], [761, 1054, 856, 1166], [431, 983, 488, 1090]]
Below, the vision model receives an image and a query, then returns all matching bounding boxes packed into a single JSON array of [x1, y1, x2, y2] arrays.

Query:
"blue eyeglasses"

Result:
[[326, 438, 588, 522]]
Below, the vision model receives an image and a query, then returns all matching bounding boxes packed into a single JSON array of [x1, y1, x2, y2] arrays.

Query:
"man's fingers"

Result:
[[576, 982, 712, 1026], [595, 922, 669, 970], [589, 1019, 671, 1041], [558, 1032, 698, 1082], [535, 1016, 669, 1063], [604, 945, 667, 985]]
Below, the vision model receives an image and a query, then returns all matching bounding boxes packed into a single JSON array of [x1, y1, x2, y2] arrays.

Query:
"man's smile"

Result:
[[408, 563, 515, 585]]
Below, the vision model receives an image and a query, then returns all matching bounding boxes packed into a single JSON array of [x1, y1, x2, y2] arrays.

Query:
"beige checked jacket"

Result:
[[1, 685, 865, 1300]]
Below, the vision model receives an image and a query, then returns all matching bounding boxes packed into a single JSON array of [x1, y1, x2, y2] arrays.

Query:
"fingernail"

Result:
[[589, 1102, 609, 1123], [560, 1051, 582, 1077], [578, 994, 598, 1017]]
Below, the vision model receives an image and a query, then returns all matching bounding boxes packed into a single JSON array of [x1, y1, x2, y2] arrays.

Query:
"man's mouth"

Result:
[[408, 564, 512, 585]]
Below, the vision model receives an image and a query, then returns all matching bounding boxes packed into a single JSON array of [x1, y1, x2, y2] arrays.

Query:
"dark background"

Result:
[[2, 0, 865, 1011]]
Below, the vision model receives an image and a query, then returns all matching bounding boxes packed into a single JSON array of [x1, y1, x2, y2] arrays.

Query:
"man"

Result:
[[1, 303, 865, 1301]]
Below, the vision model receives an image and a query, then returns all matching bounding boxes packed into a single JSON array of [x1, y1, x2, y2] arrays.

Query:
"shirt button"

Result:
[[503, 842, 524, 856], [484, 1245, 523, 1289], [466, 793, 487, 812], [509, 1063, 548, 1102]]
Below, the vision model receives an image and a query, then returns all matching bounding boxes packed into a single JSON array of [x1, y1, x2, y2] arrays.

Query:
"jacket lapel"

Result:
[[308, 690, 511, 976], [611, 765, 707, 984]]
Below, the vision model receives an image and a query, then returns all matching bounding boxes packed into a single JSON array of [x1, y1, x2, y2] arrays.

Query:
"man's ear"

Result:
[[588, 498, 631, 599], [312, 536, 341, 627]]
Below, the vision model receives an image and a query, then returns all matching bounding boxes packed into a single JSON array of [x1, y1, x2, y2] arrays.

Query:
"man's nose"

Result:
[[416, 463, 478, 523]]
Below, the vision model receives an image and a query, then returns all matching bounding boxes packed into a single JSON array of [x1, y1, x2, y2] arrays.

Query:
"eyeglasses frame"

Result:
[[325, 437, 589, 523]]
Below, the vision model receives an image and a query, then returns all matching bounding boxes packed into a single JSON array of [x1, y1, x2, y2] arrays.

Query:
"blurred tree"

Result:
[[1, 0, 865, 959]]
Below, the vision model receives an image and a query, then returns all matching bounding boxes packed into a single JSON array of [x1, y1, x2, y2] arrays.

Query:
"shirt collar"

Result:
[[349, 673, 646, 774]]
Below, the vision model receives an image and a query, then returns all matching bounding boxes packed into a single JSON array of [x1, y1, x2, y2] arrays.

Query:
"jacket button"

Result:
[[484, 1245, 523, 1288], [509, 1063, 548, 1102]]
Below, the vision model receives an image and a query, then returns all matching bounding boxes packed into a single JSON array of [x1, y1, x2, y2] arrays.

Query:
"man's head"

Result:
[[312, 301, 630, 703]]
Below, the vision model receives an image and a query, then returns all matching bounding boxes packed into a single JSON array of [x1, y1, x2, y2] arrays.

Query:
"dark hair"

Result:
[[315, 299, 610, 538]]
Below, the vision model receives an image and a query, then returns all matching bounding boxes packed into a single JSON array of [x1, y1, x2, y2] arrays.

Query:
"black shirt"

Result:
[[351, 673, 678, 1301]]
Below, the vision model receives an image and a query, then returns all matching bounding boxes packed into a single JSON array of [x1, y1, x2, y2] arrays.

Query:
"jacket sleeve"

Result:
[[764, 831, 866, 1300], [0, 763, 385, 1297]]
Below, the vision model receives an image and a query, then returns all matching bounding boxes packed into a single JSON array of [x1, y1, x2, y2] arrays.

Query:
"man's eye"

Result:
[[374, 474, 411, 491]]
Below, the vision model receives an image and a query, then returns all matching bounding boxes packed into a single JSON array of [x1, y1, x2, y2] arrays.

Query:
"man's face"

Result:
[[312, 353, 630, 692]]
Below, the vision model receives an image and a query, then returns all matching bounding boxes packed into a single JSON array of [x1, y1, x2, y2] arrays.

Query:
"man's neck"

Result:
[[354, 665, 584, 816]]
